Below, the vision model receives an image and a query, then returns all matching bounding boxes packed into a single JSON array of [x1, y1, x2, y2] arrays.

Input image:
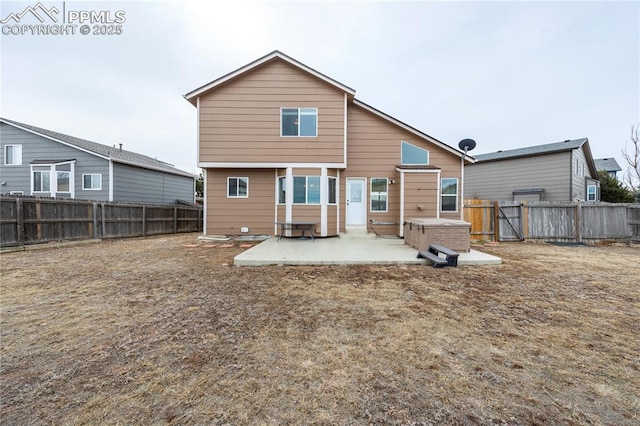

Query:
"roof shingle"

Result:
[[1, 118, 193, 177]]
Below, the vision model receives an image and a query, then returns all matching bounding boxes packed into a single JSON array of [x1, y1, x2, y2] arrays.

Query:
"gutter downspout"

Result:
[[108, 159, 114, 201]]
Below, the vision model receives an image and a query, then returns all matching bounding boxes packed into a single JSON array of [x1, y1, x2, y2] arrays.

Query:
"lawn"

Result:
[[1, 234, 638, 424]]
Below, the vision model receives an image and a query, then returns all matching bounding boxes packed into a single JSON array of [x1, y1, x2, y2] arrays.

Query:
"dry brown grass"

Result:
[[1, 234, 639, 424]]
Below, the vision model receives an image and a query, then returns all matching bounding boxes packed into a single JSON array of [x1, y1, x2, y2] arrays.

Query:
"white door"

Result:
[[346, 178, 366, 227]]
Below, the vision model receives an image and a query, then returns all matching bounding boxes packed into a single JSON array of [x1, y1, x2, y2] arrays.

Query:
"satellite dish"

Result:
[[458, 138, 476, 152]]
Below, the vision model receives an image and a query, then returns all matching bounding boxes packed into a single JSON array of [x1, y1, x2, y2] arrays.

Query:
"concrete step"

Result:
[[339, 229, 378, 240]]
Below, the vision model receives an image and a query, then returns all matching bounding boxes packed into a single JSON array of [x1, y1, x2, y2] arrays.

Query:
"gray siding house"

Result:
[[465, 138, 600, 202], [0, 118, 195, 204]]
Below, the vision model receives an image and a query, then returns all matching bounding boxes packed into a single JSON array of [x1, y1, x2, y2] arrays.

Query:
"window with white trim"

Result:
[[227, 177, 248, 198], [328, 177, 337, 205], [56, 171, 70, 193], [281, 108, 317, 137], [277, 177, 286, 204], [4, 145, 22, 165], [370, 178, 388, 212], [441, 178, 458, 212], [587, 184, 597, 201], [293, 176, 320, 204], [83, 174, 102, 190], [33, 170, 51, 192], [401, 141, 429, 165]]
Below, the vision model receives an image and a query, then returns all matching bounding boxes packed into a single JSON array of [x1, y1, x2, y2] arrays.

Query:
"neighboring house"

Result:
[[0, 118, 195, 204], [594, 157, 622, 179], [465, 138, 600, 202], [184, 50, 472, 237]]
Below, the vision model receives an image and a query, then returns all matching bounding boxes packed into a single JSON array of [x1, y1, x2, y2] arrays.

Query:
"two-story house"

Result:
[[595, 157, 622, 179], [464, 138, 600, 202], [185, 51, 472, 238], [1, 118, 195, 204]]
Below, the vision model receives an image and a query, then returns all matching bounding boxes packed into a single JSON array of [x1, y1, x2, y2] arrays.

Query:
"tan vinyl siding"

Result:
[[327, 205, 338, 235], [344, 104, 461, 230], [205, 169, 275, 235], [465, 152, 571, 201], [291, 205, 322, 234], [199, 60, 345, 164], [404, 173, 439, 218]]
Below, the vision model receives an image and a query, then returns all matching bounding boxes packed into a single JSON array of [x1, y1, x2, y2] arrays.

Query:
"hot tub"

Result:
[[404, 218, 471, 253]]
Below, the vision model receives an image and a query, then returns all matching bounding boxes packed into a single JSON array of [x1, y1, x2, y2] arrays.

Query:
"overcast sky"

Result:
[[1, 0, 638, 176]]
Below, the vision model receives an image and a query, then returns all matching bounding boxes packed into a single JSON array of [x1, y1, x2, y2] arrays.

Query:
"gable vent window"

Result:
[[281, 108, 317, 137]]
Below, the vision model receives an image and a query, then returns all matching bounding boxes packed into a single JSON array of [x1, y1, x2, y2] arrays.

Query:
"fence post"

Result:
[[34, 199, 42, 241], [174, 207, 178, 234], [101, 203, 106, 238], [142, 205, 146, 237], [16, 198, 24, 245], [493, 201, 499, 242], [520, 202, 526, 241], [92, 202, 98, 238], [575, 202, 582, 243]]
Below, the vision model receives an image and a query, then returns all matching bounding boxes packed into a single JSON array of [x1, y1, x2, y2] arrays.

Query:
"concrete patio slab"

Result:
[[233, 236, 502, 266]]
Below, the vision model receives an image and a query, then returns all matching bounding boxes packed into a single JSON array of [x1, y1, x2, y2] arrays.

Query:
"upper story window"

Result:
[[401, 141, 429, 165], [4, 144, 22, 165], [281, 108, 317, 137], [227, 177, 248, 198]]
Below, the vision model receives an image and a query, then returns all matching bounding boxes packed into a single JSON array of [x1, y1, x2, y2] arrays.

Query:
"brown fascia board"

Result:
[[183, 50, 356, 105]]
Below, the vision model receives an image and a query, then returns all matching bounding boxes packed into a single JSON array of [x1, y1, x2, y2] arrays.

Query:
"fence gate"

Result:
[[497, 201, 524, 241]]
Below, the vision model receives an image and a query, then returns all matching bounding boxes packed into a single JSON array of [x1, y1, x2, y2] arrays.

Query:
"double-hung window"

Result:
[[4, 145, 22, 165], [227, 177, 248, 198], [281, 108, 317, 137], [370, 178, 388, 212], [587, 184, 597, 201], [441, 178, 458, 212], [293, 176, 320, 204]]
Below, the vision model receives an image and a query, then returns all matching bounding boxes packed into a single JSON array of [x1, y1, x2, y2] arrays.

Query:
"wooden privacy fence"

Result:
[[464, 199, 640, 243], [0, 196, 203, 247]]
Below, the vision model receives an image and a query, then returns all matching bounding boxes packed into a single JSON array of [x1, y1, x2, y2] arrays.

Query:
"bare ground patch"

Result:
[[1, 234, 639, 424]]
